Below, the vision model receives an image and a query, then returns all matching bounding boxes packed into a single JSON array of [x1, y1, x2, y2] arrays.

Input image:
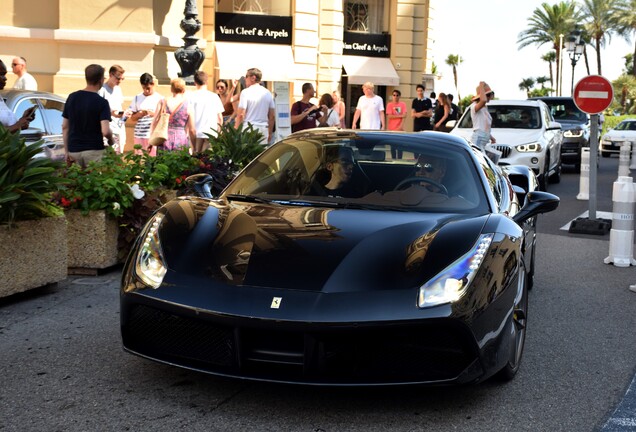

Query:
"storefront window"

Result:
[[216, 0, 290, 16], [345, 0, 384, 33]]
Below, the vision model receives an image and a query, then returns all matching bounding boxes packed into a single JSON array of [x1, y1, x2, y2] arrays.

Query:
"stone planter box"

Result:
[[0, 216, 68, 298], [66, 209, 119, 269]]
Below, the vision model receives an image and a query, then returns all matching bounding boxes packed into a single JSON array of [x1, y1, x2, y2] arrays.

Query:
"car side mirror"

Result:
[[445, 120, 456, 129], [513, 191, 560, 224], [547, 121, 562, 131], [185, 173, 215, 199]]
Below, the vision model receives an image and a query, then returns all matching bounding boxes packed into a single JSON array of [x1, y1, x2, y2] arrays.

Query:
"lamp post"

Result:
[[558, 33, 564, 96], [566, 29, 585, 95]]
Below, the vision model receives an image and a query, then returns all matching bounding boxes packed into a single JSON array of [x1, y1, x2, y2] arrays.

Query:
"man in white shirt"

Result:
[[235, 68, 275, 145], [188, 71, 224, 153], [11, 57, 38, 91], [98, 64, 127, 153], [352, 82, 385, 130]]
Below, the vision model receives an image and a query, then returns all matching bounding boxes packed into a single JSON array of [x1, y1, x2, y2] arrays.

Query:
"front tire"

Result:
[[496, 261, 528, 381]]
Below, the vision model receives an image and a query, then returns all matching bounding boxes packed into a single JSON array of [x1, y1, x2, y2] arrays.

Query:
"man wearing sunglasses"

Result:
[[11, 56, 37, 90]]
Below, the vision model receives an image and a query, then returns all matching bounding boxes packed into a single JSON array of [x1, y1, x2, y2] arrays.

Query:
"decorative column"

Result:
[[174, 0, 205, 85]]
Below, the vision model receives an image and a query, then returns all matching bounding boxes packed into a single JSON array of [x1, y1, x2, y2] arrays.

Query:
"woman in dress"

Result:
[[128, 73, 164, 156], [152, 78, 195, 151], [433, 93, 451, 132]]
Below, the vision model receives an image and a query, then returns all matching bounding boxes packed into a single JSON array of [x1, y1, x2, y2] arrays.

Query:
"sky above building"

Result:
[[429, 0, 632, 100]]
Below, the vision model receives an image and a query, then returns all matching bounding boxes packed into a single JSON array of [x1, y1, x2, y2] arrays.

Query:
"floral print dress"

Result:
[[164, 100, 190, 151]]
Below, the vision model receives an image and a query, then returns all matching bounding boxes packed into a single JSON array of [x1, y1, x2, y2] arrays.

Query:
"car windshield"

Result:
[[615, 121, 636, 131], [457, 105, 541, 130], [543, 100, 587, 123], [222, 132, 490, 214]]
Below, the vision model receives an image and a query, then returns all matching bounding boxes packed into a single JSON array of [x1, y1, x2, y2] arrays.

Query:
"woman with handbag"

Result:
[[150, 78, 196, 151]]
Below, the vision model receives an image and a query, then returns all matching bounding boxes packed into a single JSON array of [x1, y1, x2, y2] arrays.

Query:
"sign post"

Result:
[[569, 75, 614, 235]]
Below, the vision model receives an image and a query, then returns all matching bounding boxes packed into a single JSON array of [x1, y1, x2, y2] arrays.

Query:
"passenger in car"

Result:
[[310, 147, 367, 198]]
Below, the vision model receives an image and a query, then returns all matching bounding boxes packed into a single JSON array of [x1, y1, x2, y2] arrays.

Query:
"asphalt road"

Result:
[[1, 155, 636, 432]]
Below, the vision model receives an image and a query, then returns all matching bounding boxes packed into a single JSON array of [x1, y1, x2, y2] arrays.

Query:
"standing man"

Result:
[[62, 64, 113, 167], [411, 84, 433, 132], [235, 68, 275, 145], [189, 71, 224, 152], [290, 82, 321, 133], [386, 89, 407, 159], [448, 94, 460, 122], [11, 57, 37, 90], [98, 65, 127, 153], [351, 82, 384, 130]]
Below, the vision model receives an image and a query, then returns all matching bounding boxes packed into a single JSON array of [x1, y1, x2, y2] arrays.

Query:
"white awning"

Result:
[[215, 42, 295, 82], [341, 55, 400, 86]]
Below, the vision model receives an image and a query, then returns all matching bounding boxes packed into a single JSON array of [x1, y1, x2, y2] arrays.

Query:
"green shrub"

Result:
[[0, 125, 65, 226], [206, 122, 265, 170]]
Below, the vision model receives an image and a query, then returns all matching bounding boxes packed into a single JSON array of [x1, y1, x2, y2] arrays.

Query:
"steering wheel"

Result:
[[393, 176, 448, 195]]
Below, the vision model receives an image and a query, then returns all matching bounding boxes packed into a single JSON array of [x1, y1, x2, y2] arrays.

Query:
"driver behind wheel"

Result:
[[416, 154, 447, 190]]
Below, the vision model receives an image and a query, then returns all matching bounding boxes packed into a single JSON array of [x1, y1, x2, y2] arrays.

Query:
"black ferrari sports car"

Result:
[[121, 129, 559, 385]]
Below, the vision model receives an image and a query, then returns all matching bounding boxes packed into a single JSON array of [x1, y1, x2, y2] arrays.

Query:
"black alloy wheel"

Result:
[[496, 260, 528, 381]]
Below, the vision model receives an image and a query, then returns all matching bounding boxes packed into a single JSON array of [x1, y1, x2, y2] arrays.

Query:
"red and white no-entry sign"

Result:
[[573, 75, 614, 114]]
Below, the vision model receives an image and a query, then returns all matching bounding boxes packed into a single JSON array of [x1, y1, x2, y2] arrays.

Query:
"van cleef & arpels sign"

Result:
[[215, 13, 292, 45], [343, 32, 391, 58]]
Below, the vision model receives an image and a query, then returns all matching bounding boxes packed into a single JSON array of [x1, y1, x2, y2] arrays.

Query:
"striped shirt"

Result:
[[128, 93, 165, 139]]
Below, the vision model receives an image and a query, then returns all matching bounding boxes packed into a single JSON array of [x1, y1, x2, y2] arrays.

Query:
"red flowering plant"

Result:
[[53, 147, 138, 218]]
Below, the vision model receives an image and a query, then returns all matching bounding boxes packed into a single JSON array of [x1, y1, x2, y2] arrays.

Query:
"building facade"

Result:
[[1, 0, 434, 143]]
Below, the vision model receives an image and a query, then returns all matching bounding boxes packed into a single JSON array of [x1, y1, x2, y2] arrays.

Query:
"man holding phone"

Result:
[[290, 82, 322, 133], [98, 64, 128, 153]]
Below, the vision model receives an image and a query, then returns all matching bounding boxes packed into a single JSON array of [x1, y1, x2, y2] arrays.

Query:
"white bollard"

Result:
[[630, 141, 636, 171], [577, 147, 590, 200], [604, 176, 636, 267], [618, 141, 631, 178]]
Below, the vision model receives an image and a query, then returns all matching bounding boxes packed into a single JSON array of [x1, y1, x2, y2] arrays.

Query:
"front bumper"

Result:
[[120, 268, 516, 385]]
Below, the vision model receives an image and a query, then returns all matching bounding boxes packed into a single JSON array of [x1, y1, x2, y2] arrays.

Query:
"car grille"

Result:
[[123, 305, 478, 384], [492, 145, 511, 158]]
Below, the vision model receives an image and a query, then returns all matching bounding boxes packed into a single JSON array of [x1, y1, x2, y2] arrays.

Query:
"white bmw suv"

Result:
[[449, 100, 563, 191]]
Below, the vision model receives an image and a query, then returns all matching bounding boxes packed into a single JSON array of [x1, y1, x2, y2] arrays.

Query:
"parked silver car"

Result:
[[0, 89, 66, 160]]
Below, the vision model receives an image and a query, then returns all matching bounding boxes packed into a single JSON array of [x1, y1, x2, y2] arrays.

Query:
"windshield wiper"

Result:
[[225, 194, 277, 205]]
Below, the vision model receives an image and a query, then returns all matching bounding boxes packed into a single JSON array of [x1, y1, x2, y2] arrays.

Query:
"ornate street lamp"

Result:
[[174, 0, 205, 85], [566, 29, 585, 95]]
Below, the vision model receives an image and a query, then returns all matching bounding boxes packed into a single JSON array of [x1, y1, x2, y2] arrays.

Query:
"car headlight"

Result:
[[418, 234, 494, 308], [564, 129, 583, 138], [135, 213, 167, 289], [515, 142, 542, 152]]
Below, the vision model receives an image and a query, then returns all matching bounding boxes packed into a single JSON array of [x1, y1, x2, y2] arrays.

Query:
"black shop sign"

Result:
[[215, 12, 292, 45], [343, 32, 391, 58]]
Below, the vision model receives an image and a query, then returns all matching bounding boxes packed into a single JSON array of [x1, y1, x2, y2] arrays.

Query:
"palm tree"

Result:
[[615, 0, 636, 77], [536, 76, 550, 88], [579, 0, 621, 75], [541, 51, 556, 91], [445, 54, 463, 99], [519, 77, 536, 97], [518, 2, 578, 96], [612, 74, 636, 113]]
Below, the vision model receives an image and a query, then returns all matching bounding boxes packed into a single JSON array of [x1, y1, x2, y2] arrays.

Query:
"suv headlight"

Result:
[[135, 213, 167, 289], [515, 142, 542, 153], [418, 234, 493, 308], [564, 129, 583, 138]]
